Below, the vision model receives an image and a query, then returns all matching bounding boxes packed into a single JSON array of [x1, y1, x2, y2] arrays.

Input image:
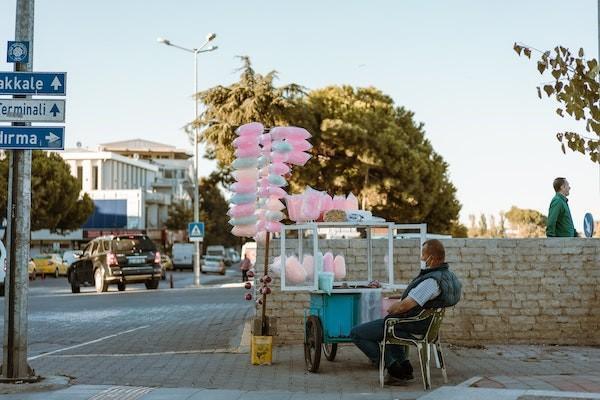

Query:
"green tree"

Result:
[[514, 43, 600, 163], [505, 206, 547, 238], [0, 151, 94, 232], [165, 201, 194, 230], [199, 174, 242, 249]]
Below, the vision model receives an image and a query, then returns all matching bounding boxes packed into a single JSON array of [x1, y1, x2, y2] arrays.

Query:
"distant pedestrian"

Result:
[[240, 253, 251, 282], [546, 177, 577, 237]]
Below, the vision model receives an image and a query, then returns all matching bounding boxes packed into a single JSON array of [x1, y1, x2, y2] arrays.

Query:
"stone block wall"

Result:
[[254, 238, 600, 346]]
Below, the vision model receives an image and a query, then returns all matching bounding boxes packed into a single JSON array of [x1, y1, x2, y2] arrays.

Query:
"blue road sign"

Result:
[[583, 213, 594, 238], [188, 222, 205, 241], [7, 41, 29, 63], [0, 126, 64, 150], [0, 72, 66, 96]]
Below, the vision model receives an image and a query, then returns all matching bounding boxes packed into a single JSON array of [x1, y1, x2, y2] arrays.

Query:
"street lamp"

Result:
[[158, 33, 218, 287]]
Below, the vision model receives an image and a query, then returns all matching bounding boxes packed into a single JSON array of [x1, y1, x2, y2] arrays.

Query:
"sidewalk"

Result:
[[3, 343, 600, 399]]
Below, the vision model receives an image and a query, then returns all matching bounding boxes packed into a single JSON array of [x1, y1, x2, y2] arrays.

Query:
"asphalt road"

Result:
[[0, 262, 255, 386]]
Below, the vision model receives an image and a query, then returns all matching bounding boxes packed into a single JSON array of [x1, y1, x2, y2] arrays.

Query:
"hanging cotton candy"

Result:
[[259, 132, 272, 146], [302, 255, 314, 281], [270, 152, 288, 163], [232, 157, 258, 169], [259, 167, 270, 177], [228, 203, 255, 218], [323, 252, 334, 273], [255, 218, 266, 231], [258, 186, 286, 198], [285, 256, 306, 284], [232, 168, 258, 181], [232, 136, 259, 148], [272, 140, 293, 153], [271, 126, 311, 141], [269, 162, 290, 175], [265, 210, 285, 222], [257, 156, 268, 168], [234, 147, 261, 158], [266, 198, 285, 211], [231, 180, 256, 194], [333, 255, 346, 280], [288, 139, 312, 152], [236, 122, 264, 137], [266, 220, 283, 233], [346, 193, 359, 211], [286, 151, 311, 166], [232, 224, 257, 237], [230, 193, 256, 205], [254, 230, 268, 244], [229, 215, 258, 226], [268, 174, 287, 187]]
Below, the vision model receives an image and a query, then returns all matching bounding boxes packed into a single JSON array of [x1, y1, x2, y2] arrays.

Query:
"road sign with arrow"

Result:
[[0, 99, 65, 122], [0, 72, 66, 96], [0, 126, 64, 149]]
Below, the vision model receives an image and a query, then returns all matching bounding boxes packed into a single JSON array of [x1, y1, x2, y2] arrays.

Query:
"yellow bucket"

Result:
[[251, 335, 272, 365]]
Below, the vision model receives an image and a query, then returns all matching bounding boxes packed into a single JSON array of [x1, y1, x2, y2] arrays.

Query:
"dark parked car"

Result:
[[68, 235, 162, 293]]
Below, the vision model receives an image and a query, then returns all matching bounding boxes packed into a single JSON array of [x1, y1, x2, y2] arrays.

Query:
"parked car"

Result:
[[225, 248, 240, 265], [62, 250, 82, 267], [160, 254, 173, 280], [201, 255, 226, 275], [32, 254, 68, 278], [68, 234, 162, 294], [206, 245, 226, 258], [172, 243, 194, 270]]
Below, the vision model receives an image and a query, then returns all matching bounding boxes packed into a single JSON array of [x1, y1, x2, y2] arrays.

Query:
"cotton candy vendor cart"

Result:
[[280, 222, 426, 372]]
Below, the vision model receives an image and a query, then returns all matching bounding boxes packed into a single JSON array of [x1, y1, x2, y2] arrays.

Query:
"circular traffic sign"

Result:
[[583, 213, 594, 238]]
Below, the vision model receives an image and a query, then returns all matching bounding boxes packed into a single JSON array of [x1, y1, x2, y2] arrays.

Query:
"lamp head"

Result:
[[206, 33, 217, 42], [157, 37, 171, 45]]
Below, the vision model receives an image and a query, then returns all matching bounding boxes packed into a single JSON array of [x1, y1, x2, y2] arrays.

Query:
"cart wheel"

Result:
[[323, 343, 338, 361], [304, 316, 323, 372]]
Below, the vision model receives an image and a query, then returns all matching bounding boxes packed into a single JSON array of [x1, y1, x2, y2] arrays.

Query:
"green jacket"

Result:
[[546, 193, 576, 237]]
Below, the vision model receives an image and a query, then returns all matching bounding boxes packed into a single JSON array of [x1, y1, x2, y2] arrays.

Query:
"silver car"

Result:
[[201, 255, 226, 275]]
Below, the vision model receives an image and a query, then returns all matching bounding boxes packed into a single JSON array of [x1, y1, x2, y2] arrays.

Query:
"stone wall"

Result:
[[254, 238, 600, 346]]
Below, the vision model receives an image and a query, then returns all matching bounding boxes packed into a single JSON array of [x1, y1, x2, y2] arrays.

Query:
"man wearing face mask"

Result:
[[350, 239, 462, 386]]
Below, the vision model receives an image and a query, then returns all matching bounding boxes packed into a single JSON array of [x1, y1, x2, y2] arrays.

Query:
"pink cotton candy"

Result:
[[261, 141, 272, 152], [232, 136, 259, 148], [266, 220, 283, 233], [235, 146, 261, 158], [285, 256, 306, 284], [300, 188, 322, 221], [346, 193, 359, 211], [236, 122, 264, 137], [266, 210, 285, 222], [320, 193, 333, 213], [331, 195, 347, 210], [266, 197, 285, 211], [254, 230, 268, 244], [259, 167, 270, 177], [259, 132, 272, 145], [269, 162, 290, 175], [270, 255, 281, 277], [302, 255, 314, 280], [289, 140, 312, 152], [286, 151, 311, 166], [271, 126, 311, 141], [232, 168, 258, 181], [227, 203, 255, 218], [265, 186, 287, 198], [333, 255, 346, 280], [255, 218, 266, 232], [231, 180, 256, 194], [285, 195, 304, 222], [323, 252, 334, 273], [270, 152, 288, 163], [232, 224, 257, 237]]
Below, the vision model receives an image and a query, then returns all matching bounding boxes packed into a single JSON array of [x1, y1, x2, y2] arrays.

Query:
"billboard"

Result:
[[83, 199, 128, 229]]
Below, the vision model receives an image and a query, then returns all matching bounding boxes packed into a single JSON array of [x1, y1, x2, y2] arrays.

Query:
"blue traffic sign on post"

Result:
[[0, 72, 66, 95], [7, 41, 29, 63], [583, 213, 594, 238], [0, 126, 64, 150], [188, 222, 205, 242]]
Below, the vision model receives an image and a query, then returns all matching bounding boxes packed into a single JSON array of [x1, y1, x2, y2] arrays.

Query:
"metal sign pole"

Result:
[[1, 0, 36, 381]]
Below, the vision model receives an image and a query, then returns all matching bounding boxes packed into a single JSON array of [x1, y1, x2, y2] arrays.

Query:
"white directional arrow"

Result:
[[45, 132, 60, 143], [50, 76, 62, 91]]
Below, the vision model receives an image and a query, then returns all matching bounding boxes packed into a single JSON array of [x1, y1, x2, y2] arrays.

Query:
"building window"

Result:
[[92, 166, 98, 190], [77, 166, 83, 190]]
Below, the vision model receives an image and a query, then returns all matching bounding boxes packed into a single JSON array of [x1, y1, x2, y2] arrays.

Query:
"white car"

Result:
[[201, 255, 226, 275]]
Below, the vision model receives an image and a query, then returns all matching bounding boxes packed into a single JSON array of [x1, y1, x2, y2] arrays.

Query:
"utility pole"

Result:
[[1, 0, 36, 382]]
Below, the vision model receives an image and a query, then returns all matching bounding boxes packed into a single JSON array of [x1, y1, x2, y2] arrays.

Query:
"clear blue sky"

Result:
[[1, 0, 599, 231]]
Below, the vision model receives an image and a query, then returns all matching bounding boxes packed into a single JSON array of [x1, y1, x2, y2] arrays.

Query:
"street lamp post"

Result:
[[158, 34, 218, 287]]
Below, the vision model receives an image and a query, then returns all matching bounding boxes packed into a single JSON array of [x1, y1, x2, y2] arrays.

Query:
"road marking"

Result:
[[28, 325, 149, 361], [43, 347, 244, 358], [90, 386, 153, 400]]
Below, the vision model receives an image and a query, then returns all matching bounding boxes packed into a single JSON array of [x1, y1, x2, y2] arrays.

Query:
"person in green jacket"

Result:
[[546, 177, 577, 237]]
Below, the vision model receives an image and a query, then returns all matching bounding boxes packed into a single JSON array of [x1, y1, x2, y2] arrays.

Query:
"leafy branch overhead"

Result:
[[514, 43, 600, 163]]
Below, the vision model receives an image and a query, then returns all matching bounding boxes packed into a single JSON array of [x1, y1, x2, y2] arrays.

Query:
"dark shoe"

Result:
[[389, 360, 413, 376], [384, 372, 415, 386]]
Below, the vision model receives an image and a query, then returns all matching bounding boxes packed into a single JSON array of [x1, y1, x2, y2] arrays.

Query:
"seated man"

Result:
[[350, 239, 462, 386]]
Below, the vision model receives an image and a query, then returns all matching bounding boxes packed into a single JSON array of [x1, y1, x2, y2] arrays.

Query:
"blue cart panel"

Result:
[[309, 293, 360, 342]]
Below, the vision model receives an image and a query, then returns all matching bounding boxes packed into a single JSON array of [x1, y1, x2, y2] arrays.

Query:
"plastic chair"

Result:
[[379, 308, 448, 390]]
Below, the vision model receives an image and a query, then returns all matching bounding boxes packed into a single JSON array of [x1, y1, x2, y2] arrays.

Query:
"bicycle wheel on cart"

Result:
[[304, 315, 323, 372], [323, 343, 337, 361]]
